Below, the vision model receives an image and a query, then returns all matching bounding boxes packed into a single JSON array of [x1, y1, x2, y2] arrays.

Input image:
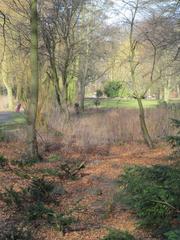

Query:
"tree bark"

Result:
[[2, 78, 13, 110], [50, 56, 63, 110], [137, 98, 154, 148], [28, 0, 39, 159], [79, 79, 85, 111], [1, 55, 14, 111], [164, 79, 170, 103]]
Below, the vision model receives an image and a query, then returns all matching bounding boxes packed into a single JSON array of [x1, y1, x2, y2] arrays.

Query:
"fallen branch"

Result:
[[150, 200, 180, 213]]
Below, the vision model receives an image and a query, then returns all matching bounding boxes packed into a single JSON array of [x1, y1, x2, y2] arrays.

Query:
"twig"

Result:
[[150, 200, 180, 213]]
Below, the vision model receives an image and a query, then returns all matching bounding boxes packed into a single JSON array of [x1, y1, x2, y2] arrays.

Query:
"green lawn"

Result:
[[0, 112, 26, 130], [85, 98, 159, 109]]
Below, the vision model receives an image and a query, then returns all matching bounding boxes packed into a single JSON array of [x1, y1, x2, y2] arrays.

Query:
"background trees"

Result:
[[1, 0, 180, 148]]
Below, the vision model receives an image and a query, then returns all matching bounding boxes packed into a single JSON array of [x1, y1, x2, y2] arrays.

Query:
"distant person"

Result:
[[15, 103, 21, 112]]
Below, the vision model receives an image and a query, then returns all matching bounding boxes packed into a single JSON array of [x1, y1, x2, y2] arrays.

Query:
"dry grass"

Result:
[[48, 106, 180, 148]]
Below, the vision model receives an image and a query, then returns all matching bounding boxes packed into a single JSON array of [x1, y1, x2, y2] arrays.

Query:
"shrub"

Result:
[[1, 186, 23, 208], [12, 156, 39, 167], [104, 81, 122, 98], [167, 118, 180, 158], [39, 168, 60, 176], [0, 225, 33, 240], [96, 89, 103, 98], [27, 202, 53, 221], [0, 130, 6, 142], [49, 213, 75, 232], [101, 229, 135, 240], [27, 202, 74, 232], [0, 155, 8, 169], [164, 230, 180, 240], [94, 98, 101, 107], [28, 178, 55, 202], [59, 160, 85, 180], [116, 165, 180, 236]]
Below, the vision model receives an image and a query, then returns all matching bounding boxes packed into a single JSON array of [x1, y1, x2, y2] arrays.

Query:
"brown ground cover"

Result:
[[0, 140, 171, 240]]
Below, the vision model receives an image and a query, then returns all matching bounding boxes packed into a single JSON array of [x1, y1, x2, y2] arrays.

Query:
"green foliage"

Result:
[[49, 213, 75, 232], [104, 81, 122, 98], [0, 225, 33, 240], [59, 160, 85, 180], [0, 155, 8, 169], [101, 229, 135, 240], [12, 156, 39, 167], [39, 168, 60, 176], [47, 154, 60, 162], [28, 178, 55, 202], [1, 187, 23, 208], [27, 202, 74, 232], [27, 202, 54, 221], [116, 165, 180, 235], [94, 98, 101, 107], [167, 119, 180, 157], [164, 230, 180, 240], [0, 130, 6, 142]]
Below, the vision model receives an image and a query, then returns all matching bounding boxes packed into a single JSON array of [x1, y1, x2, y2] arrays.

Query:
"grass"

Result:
[[85, 98, 159, 109], [0, 112, 26, 130]]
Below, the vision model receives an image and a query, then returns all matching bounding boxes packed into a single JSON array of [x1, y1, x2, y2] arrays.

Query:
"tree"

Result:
[[77, 0, 113, 111], [27, 0, 39, 159], [104, 81, 122, 98], [115, 0, 175, 148], [41, 0, 84, 116]]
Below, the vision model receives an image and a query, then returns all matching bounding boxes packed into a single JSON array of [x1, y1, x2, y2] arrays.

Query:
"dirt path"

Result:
[[0, 142, 170, 240]]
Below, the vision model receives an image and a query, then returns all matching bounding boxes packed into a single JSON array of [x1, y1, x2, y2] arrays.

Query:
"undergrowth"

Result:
[[100, 229, 135, 240], [0, 177, 73, 236], [115, 165, 180, 239]]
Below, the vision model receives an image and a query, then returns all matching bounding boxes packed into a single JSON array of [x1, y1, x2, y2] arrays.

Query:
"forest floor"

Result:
[[0, 139, 171, 240]]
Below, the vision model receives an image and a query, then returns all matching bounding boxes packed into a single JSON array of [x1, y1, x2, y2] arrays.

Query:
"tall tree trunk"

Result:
[[79, 79, 85, 111], [164, 79, 170, 103], [78, 57, 88, 112], [50, 58, 62, 110], [137, 98, 154, 148], [1, 56, 14, 111], [28, 0, 39, 159], [177, 84, 180, 98], [2, 78, 13, 110]]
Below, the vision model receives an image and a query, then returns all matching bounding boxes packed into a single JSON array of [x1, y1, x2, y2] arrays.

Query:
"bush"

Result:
[[167, 118, 180, 158], [0, 225, 33, 240], [116, 165, 180, 236], [27, 202, 74, 232], [39, 168, 60, 176], [1, 186, 23, 208], [101, 229, 135, 240], [164, 230, 180, 240], [27, 202, 54, 221], [59, 160, 85, 180], [49, 213, 75, 232], [104, 81, 122, 98], [96, 89, 103, 98], [0, 155, 8, 169], [28, 178, 55, 202], [94, 98, 101, 107]]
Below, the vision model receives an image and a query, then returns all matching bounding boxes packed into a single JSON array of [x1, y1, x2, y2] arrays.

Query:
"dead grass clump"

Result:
[[48, 106, 180, 148]]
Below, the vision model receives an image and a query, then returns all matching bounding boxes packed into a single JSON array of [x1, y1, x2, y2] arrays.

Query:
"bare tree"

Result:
[[117, 0, 174, 148], [27, 0, 39, 159], [41, 0, 84, 116]]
